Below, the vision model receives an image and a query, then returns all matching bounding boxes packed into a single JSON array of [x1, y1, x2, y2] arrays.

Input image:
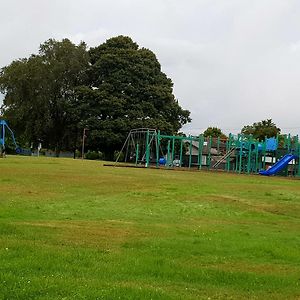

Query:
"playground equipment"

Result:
[[0, 120, 31, 156], [116, 128, 300, 177], [259, 154, 297, 176], [115, 128, 159, 167], [0, 120, 18, 154]]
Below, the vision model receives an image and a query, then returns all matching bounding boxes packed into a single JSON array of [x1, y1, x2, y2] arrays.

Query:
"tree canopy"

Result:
[[241, 119, 281, 141], [0, 36, 190, 156], [77, 36, 190, 155], [203, 127, 227, 138], [0, 38, 89, 152]]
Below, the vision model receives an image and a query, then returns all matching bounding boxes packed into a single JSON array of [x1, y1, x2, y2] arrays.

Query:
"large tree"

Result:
[[77, 36, 191, 156], [0, 36, 190, 157], [241, 119, 281, 140], [0, 39, 89, 152]]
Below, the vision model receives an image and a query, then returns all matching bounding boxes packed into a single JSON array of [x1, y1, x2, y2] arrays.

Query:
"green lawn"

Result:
[[1, 156, 300, 299]]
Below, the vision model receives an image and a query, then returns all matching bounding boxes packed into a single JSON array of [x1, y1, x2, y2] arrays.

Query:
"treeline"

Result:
[[0, 36, 191, 158], [203, 119, 281, 140]]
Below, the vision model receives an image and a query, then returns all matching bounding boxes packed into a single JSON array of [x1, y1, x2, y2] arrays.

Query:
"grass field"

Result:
[[1, 156, 300, 299]]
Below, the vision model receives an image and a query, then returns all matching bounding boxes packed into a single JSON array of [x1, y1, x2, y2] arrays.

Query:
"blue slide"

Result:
[[259, 154, 297, 176]]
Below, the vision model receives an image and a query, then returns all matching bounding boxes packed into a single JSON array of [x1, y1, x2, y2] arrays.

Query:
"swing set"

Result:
[[115, 128, 203, 168]]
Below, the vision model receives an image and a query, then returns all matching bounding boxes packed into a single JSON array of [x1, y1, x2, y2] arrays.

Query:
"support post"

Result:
[[226, 134, 231, 171], [156, 131, 160, 168], [188, 136, 192, 169], [197, 135, 203, 170], [255, 141, 259, 173], [145, 130, 150, 167], [167, 140, 171, 167], [172, 137, 175, 165], [179, 140, 183, 167], [207, 137, 212, 169], [247, 142, 252, 174], [135, 143, 139, 165], [297, 139, 300, 177]]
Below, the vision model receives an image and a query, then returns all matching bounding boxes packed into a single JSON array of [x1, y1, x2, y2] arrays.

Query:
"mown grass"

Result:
[[0, 156, 300, 299]]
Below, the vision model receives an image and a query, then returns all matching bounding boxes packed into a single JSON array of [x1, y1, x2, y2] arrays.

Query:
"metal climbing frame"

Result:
[[0, 120, 18, 153]]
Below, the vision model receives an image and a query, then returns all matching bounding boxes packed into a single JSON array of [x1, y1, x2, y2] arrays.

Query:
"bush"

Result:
[[85, 151, 103, 160], [75, 149, 81, 158], [39, 149, 46, 156]]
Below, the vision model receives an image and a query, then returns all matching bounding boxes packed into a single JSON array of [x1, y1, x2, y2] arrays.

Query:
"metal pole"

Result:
[[188, 136, 192, 169], [145, 130, 150, 167], [171, 137, 175, 164], [207, 137, 212, 169], [179, 140, 183, 167], [81, 128, 88, 159], [226, 135, 230, 171], [167, 140, 171, 167], [247, 142, 252, 174], [135, 143, 139, 165], [156, 131, 160, 168], [115, 130, 131, 165], [255, 141, 259, 173], [239, 140, 243, 173], [0, 122, 4, 156], [262, 143, 266, 170], [2, 123, 5, 148], [297, 137, 300, 177], [198, 135, 204, 170]]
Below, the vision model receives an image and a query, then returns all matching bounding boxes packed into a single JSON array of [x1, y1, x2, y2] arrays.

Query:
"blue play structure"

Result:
[[259, 154, 298, 176], [0, 119, 30, 155], [0, 120, 18, 150]]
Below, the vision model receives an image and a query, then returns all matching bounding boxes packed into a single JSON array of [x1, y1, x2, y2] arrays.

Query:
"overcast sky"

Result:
[[1, 0, 300, 135]]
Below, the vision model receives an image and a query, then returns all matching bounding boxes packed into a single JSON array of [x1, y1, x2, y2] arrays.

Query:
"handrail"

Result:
[[212, 147, 236, 168]]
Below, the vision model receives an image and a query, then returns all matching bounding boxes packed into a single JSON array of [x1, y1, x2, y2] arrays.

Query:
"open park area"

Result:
[[1, 156, 300, 299]]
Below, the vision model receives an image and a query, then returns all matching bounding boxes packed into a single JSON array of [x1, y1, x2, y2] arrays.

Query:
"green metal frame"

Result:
[[116, 128, 300, 177]]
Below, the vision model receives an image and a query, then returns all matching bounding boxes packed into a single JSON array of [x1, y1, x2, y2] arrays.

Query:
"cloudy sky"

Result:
[[1, 0, 300, 135]]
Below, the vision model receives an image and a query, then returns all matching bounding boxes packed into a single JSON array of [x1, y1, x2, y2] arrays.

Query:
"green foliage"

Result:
[[0, 39, 89, 152], [85, 150, 103, 160], [241, 119, 281, 141], [0, 36, 190, 158], [1, 157, 300, 299], [203, 127, 227, 138], [77, 36, 191, 156], [39, 149, 46, 156], [75, 149, 81, 158]]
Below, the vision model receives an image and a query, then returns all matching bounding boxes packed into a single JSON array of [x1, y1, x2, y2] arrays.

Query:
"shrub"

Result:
[[75, 149, 81, 158], [85, 151, 103, 160]]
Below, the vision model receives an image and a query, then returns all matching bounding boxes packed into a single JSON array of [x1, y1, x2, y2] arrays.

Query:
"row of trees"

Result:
[[0, 35, 282, 157], [0, 36, 191, 157], [203, 119, 281, 140]]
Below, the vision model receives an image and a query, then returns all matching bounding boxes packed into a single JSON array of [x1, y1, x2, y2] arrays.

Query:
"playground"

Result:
[[1, 156, 300, 299], [2, 119, 300, 178], [116, 128, 300, 177]]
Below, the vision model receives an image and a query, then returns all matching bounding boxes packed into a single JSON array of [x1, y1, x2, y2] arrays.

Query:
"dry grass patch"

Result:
[[14, 220, 153, 249]]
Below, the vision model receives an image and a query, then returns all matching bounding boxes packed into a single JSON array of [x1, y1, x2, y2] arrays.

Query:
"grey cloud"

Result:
[[1, 0, 300, 135]]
